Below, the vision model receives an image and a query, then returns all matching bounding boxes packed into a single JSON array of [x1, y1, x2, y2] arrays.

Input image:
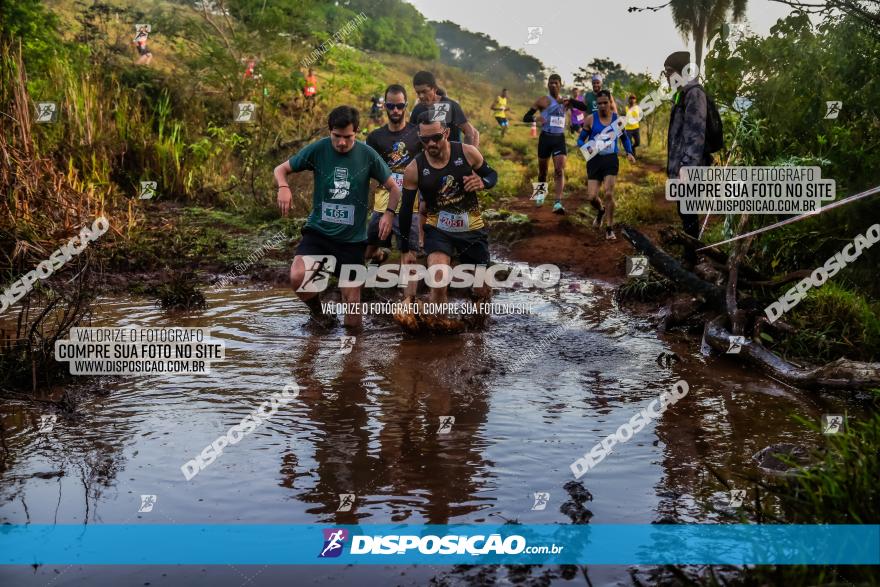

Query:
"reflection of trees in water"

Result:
[[650, 374, 811, 524], [288, 335, 376, 522], [285, 332, 494, 524], [376, 334, 494, 524], [427, 481, 598, 585], [0, 410, 128, 525]]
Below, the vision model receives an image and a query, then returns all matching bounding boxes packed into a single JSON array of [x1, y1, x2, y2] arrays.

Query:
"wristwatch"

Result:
[[385, 208, 397, 215]]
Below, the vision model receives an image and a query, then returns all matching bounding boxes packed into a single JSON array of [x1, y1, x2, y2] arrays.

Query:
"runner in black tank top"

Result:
[[398, 114, 499, 306], [415, 142, 484, 229]]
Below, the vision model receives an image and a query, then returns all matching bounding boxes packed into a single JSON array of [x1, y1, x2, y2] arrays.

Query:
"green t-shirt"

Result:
[[288, 138, 391, 243], [583, 92, 598, 113]]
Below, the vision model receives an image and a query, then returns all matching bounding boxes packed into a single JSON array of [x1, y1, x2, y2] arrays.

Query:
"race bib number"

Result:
[[550, 115, 565, 128], [437, 211, 469, 232], [573, 112, 584, 123], [322, 202, 355, 225], [390, 172, 404, 189]]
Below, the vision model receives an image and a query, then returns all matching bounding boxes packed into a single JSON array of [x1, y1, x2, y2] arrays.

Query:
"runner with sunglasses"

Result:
[[365, 84, 423, 291], [397, 110, 498, 305]]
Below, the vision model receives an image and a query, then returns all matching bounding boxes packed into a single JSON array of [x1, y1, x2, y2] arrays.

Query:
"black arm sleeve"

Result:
[[397, 187, 418, 252], [523, 108, 537, 123], [474, 160, 498, 189], [568, 99, 589, 111]]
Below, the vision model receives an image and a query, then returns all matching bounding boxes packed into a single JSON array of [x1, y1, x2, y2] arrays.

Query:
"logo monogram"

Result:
[[319, 528, 348, 558]]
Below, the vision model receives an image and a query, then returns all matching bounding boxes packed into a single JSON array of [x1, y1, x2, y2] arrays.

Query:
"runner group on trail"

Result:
[[274, 51, 711, 329]]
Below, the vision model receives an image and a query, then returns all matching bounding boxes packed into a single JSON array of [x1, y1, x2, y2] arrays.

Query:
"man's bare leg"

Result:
[[587, 179, 603, 226], [340, 284, 362, 329], [289, 255, 323, 316], [427, 251, 451, 304], [602, 175, 617, 228], [552, 154, 565, 200]]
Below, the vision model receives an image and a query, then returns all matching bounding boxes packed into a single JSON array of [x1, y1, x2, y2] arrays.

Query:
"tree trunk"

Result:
[[704, 316, 880, 390], [725, 214, 753, 335], [694, 22, 705, 72]]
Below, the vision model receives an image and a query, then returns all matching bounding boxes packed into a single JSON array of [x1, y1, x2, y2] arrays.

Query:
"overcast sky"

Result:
[[406, 0, 797, 83]]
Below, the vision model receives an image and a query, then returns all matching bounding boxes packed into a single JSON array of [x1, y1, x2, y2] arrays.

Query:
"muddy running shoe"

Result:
[[552, 201, 565, 215], [593, 208, 605, 227], [605, 227, 617, 241]]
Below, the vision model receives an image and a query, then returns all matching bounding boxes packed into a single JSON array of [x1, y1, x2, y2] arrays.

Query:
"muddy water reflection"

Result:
[[0, 275, 863, 585]]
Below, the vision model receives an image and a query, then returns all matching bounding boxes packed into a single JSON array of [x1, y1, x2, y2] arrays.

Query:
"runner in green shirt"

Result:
[[274, 106, 401, 328]]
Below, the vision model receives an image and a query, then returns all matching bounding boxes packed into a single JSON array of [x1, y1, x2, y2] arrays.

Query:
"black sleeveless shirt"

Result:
[[414, 142, 484, 231]]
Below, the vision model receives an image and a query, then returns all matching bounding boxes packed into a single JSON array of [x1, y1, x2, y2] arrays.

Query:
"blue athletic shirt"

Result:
[[540, 95, 566, 135], [577, 111, 633, 156]]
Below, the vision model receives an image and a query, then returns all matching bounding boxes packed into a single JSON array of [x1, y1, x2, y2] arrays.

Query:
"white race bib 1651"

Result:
[[437, 211, 469, 232], [550, 115, 565, 128]]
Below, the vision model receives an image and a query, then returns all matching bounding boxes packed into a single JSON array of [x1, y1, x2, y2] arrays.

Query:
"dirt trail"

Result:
[[502, 158, 669, 285]]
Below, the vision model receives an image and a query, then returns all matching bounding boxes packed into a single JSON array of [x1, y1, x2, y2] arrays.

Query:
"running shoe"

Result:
[[552, 201, 566, 215], [534, 193, 545, 207], [593, 208, 605, 227], [605, 228, 617, 241]]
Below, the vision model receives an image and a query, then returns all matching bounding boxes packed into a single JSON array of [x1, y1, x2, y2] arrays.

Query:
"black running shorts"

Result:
[[295, 228, 366, 276], [587, 153, 620, 182], [538, 132, 567, 159], [423, 225, 490, 265]]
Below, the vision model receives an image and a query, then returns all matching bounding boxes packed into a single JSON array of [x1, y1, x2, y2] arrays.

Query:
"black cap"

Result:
[[664, 51, 690, 74]]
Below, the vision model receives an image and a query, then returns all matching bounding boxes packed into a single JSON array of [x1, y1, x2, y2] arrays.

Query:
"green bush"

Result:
[[772, 282, 880, 363]]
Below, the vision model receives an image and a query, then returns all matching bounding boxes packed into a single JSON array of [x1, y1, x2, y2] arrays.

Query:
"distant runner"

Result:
[[133, 25, 152, 65], [365, 84, 423, 300], [582, 73, 618, 114], [368, 95, 384, 127], [523, 74, 568, 214], [410, 71, 480, 147], [491, 88, 510, 137], [398, 111, 498, 304], [243, 56, 257, 80], [303, 68, 318, 110], [569, 88, 585, 134], [577, 90, 635, 241], [274, 106, 400, 328], [625, 94, 641, 157]]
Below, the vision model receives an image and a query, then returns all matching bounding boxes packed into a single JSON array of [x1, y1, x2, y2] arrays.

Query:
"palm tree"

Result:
[[669, 0, 748, 68]]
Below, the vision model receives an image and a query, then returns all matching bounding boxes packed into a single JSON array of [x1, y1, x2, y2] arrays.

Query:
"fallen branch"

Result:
[[621, 225, 725, 308], [660, 227, 765, 281], [704, 316, 880, 390], [741, 269, 812, 288]]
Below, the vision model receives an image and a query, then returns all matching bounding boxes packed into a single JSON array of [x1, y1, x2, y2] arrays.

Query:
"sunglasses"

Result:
[[418, 132, 445, 144], [385, 102, 407, 111]]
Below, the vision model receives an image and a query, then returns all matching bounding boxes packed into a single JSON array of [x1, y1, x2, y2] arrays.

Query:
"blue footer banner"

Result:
[[1, 524, 877, 565]]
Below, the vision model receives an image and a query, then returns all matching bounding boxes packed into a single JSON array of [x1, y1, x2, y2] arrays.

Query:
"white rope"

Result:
[[696, 184, 880, 251]]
